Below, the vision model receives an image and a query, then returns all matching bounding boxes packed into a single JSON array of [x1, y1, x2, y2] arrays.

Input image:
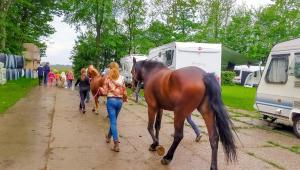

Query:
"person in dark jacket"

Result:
[[37, 63, 44, 86], [43, 62, 50, 85], [75, 68, 90, 113]]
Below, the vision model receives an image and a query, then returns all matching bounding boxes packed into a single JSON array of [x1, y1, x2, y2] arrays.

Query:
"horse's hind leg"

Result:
[[152, 109, 163, 149], [147, 107, 159, 151], [199, 98, 219, 170], [161, 113, 185, 165]]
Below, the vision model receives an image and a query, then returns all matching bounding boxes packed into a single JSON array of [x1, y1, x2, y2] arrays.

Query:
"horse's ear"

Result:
[[133, 57, 136, 64]]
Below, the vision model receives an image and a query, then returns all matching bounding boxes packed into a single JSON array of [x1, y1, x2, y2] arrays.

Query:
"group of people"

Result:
[[36, 62, 74, 88], [74, 61, 202, 153]]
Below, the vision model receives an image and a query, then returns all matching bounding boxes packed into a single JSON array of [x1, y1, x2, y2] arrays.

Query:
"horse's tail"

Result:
[[203, 73, 237, 162]]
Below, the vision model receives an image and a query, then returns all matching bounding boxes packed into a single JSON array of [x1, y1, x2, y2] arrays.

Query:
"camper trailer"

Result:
[[244, 66, 264, 87], [120, 54, 148, 85], [233, 65, 264, 86], [255, 38, 300, 138], [148, 42, 221, 80]]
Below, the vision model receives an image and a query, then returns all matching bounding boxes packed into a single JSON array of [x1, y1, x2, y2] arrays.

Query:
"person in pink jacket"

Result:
[[48, 70, 55, 87]]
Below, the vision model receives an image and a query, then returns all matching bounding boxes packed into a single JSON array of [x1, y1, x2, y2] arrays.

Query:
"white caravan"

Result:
[[255, 38, 300, 138], [148, 42, 221, 81], [243, 66, 264, 88], [120, 54, 148, 85], [233, 65, 264, 87]]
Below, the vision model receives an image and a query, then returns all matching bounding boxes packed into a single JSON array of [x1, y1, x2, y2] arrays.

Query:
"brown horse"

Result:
[[87, 65, 106, 114], [131, 58, 237, 170]]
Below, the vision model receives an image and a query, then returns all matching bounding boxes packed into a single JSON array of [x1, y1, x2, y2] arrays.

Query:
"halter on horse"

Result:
[[87, 65, 106, 114], [131, 58, 237, 170]]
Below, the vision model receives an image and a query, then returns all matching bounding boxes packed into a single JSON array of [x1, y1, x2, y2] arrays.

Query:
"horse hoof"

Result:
[[92, 109, 95, 112], [161, 158, 171, 165], [149, 145, 156, 151]]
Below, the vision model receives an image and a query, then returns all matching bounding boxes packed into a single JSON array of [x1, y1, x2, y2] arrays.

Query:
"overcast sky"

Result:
[[42, 0, 272, 65]]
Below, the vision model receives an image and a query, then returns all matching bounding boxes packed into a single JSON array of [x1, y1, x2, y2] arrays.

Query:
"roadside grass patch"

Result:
[[267, 141, 300, 154], [0, 78, 37, 114], [246, 152, 285, 170], [128, 86, 257, 111], [221, 85, 256, 111]]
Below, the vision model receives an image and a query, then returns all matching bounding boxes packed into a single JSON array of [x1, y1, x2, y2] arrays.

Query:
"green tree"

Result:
[[0, 0, 13, 51], [121, 0, 147, 54], [0, 0, 58, 55], [62, 0, 120, 68]]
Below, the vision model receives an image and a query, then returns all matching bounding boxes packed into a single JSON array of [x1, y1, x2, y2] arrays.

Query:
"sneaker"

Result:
[[106, 135, 111, 143]]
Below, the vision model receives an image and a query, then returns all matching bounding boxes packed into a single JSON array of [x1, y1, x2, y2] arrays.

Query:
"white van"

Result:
[[120, 54, 148, 85], [255, 38, 300, 138], [148, 42, 221, 81]]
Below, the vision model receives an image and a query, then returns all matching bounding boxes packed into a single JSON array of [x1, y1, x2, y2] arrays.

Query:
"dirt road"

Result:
[[0, 87, 299, 170]]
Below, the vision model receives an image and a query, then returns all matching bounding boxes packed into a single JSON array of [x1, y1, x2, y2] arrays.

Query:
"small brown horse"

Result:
[[131, 58, 237, 170], [87, 65, 106, 114]]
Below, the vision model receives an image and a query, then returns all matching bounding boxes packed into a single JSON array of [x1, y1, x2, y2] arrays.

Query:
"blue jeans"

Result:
[[79, 90, 88, 110], [85, 91, 90, 102], [186, 115, 200, 136], [107, 97, 123, 141], [44, 74, 48, 85]]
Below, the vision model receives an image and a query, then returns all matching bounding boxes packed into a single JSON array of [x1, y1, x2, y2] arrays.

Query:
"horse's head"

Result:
[[131, 57, 145, 86], [87, 65, 100, 79], [132, 57, 166, 86]]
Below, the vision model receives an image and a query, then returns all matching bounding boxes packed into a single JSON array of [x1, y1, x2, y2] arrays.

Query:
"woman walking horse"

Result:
[[87, 65, 106, 114], [131, 58, 237, 170]]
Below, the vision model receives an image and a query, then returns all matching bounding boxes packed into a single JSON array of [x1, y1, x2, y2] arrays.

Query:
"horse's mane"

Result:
[[142, 60, 167, 71]]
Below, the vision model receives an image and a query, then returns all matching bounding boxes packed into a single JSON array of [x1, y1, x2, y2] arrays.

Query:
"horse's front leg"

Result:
[[94, 96, 99, 114], [148, 107, 159, 151], [161, 113, 185, 165]]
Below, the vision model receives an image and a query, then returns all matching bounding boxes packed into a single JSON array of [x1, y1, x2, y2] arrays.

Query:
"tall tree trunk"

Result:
[[0, 13, 6, 50], [0, 0, 13, 51], [95, 0, 105, 69]]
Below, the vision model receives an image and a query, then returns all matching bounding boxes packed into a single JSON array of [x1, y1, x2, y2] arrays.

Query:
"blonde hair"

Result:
[[108, 62, 119, 80], [81, 68, 87, 80]]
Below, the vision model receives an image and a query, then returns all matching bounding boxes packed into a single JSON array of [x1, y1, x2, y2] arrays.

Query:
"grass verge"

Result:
[[221, 85, 256, 111], [246, 152, 285, 170], [0, 78, 37, 114], [127, 85, 257, 111], [267, 141, 300, 154]]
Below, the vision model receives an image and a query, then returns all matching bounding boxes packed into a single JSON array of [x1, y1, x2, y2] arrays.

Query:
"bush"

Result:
[[221, 71, 235, 85]]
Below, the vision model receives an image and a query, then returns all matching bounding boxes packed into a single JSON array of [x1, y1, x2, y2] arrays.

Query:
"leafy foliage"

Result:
[[221, 71, 235, 85], [0, 0, 59, 55]]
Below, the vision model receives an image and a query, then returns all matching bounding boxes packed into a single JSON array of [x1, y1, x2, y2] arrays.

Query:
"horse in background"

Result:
[[131, 58, 237, 170], [87, 65, 106, 114]]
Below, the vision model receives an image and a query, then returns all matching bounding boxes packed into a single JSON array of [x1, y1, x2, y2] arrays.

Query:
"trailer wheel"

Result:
[[262, 115, 268, 120], [293, 116, 300, 138]]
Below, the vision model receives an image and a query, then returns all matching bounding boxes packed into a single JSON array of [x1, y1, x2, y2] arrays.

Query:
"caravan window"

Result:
[[295, 53, 300, 78], [265, 54, 289, 84], [234, 70, 240, 76], [165, 50, 174, 66]]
